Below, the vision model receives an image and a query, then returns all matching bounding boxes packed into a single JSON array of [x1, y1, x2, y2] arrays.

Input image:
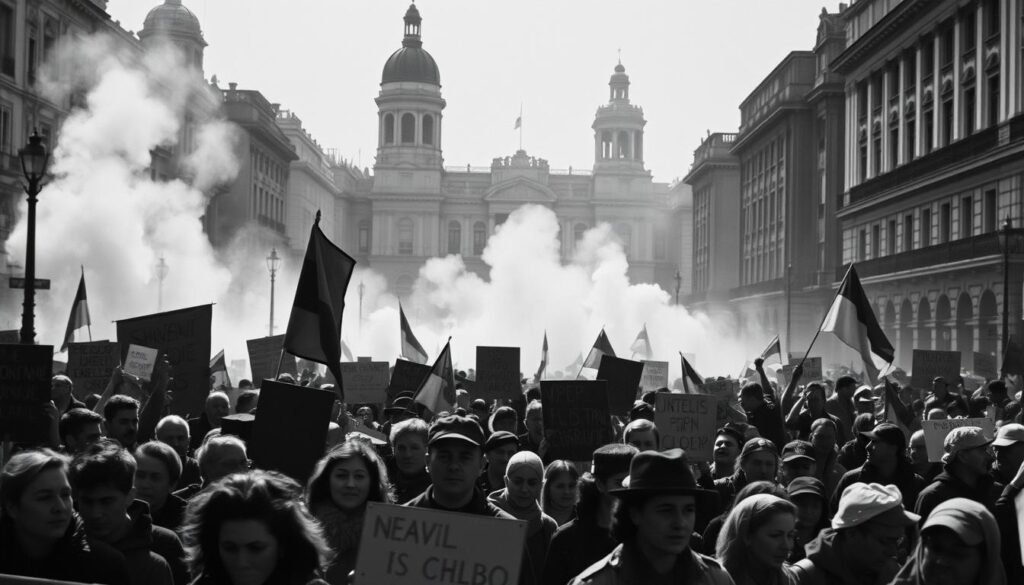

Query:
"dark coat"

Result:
[[543, 518, 617, 585], [111, 500, 188, 585], [569, 542, 732, 585], [0, 514, 131, 585], [914, 469, 998, 520], [829, 462, 924, 512], [152, 493, 188, 532]]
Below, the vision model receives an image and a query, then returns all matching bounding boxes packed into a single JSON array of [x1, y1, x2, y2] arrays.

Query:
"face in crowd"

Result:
[[134, 452, 175, 512], [741, 450, 777, 483], [713, 433, 740, 467], [428, 439, 483, 503], [631, 494, 696, 557], [156, 418, 191, 459], [329, 457, 371, 512], [5, 465, 74, 545], [547, 470, 578, 510], [107, 407, 139, 449], [505, 463, 542, 509], [218, 518, 279, 585], [394, 432, 428, 476]]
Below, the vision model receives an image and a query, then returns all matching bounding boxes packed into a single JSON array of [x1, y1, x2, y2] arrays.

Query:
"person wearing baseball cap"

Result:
[[915, 426, 997, 521], [890, 497, 1005, 585], [477, 430, 519, 495], [994, 423, 1024, 585], [830, 422, 925, 512], [569, 449, 731, 585], [780, 440, 817, 487], [791, 482, 919, 585], [786, 477, 829, 563]]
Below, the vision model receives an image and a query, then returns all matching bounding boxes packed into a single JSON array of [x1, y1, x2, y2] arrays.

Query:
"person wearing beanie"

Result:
[[829, 422, 923, 512], [488, 451, 558, 585], [915, 426, 998, 521]]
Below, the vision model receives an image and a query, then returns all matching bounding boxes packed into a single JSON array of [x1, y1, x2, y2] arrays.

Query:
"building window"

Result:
[[447, 220, 460, 255], [984, 189, 997, 232], [859, 229, 868, 261], [0, 4, 12, 77], [964, 87, 976, 136], [42, 20, 56, 65], [27, 32, 36, 86], [383, 114, 395, 145], [922, 208, 933, 245], [601, 131, 613, 159], [0, 102, 10, 155], [423, 114, 434, 146], [985, 0, 1000, 38], [397, 217, 414, 255], [888, 219, 897, 255], [987, 74, 1000, 126], [616, 131, 631, 159], [888, 125, 899, 169], [940, 202, 951, 243], [961, 196, 974, 238], [472, 221, 486, 255], [358, 220, 370, 253], [923, 109, 934, 154], [905, 119, 916, 162], [963, 9, 977, 52], [904, 214, 914, 251], [871, 224, 881, 259], [400, 113, 415, 144], [941, 98, 953, 147]]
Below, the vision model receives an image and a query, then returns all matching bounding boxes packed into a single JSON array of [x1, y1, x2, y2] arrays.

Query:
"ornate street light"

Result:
[[267, 247, 280, 336], [18, 131, 49, 344]]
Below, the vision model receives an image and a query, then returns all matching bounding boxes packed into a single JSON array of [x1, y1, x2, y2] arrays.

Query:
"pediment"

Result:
[[484, 177, 557, 203]]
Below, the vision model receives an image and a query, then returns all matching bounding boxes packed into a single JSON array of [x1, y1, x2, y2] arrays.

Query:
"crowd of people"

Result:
[[1, 353, 1022, 585]]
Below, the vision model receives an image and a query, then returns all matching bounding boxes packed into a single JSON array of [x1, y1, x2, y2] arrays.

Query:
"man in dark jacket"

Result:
[[992, 423, 1024, 585], [915, 425, 998, 520], [830, 422, 924, 511]]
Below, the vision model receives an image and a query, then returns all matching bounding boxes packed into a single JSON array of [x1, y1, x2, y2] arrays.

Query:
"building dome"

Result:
[[141, 0, 203, 40], [381, 4, 440, 86]]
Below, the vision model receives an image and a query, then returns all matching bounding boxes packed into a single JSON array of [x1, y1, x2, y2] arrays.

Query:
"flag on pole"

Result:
[[679, 352, 704, 393], [759, 335, 782, 362], [413, 338, 456, 415], [400, 303, 428, 364], [582, 329, 616, 369], [60, 269, 91, 352], [566, 352, 584, 376], [513, 115, 522, 130], [282, 211, 356, 396], [341, 339, 354, 362], [820, 264, 894, 381], [210, 350, 231, 390], [629, 324, 653, 360], [535, 331, 549, 381]]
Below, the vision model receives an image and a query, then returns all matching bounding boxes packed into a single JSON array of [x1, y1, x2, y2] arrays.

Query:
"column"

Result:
[[915, 45, 923, 158], [898, 55, 906, 165], [952, 12, 961, 141], [932, 35, 941, 151], [881, 69, 891, 172], [866, 76, 875, 178]]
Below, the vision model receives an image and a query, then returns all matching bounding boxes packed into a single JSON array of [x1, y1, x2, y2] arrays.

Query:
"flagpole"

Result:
[[274, 348, 285, 380], [82, 266, 92, 342], [519, 104, 523, 151]]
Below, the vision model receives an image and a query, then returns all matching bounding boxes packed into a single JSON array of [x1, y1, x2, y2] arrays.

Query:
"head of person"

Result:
[[804, 383, 827, 416], [927, 407, 949, 420], [908, 429, 929, 467], [739, 383, 766, 412], [851, 412, 875, 442], [205, 391, 230, 427], [235, 391, 259, 415], [0, 449, 73, 548], [197, 436, 249, 485], [542, 460, 579, 513], [59, 408, 104, 454], [389, 418, 429, 476], [489, 406, 518, 434], [503, 451, 545, 511], [854, 387, 875, 415], [932, 376, 949, 397], [483, 431, 520, 478], [808, 417, 838, 453], [780, 441, 817, 486], [470, 399, 489, 421], [50, 374, 74, 405], [523, 400, 543, 438], [831, 483, 919, 573], [180, 470, 332, 585], [238, 379, 254, 390], [912, 399, 926, 420], [354, 406, 373, 426], [156, 415, 192, 459], [383, 396, 416, 424], [611, 449, 715, 558], [946, 399, 969, 419], [863, 422, 906, 469], [133, 441, 182, 513], [623, 419, 660, 452], [103, 394, 140, 449], [835, 376, 858, 399], [942, 426, 993, 477], [426, 415, 486, 505], [907, 497, 1004, 585], [992, 423, 1024, 484], [714, 425, 745, 469], [738, 438, 779, 483], [591, 443, 640, 500], [786, 477, 828, 533], [307, 440, 393, 513], [68, 439, 136, 542], [716, 494, 798, 578]]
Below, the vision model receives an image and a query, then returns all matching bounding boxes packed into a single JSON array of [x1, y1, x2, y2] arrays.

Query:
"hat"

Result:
[[483, 430, 519, 453], [832, 482, 920, 530], [716, 423, 746, 447], [629, 401, 654, 420], [921, 498, 985, 546], [782, 440, 815, 463], [932, 376, 946, 384], [862, 422, 906, 449], [470, 398, 488, 410], [427, 415, 485, 447], [740, 437, 778, 460], [591, 443, 639, 479], [787, 476, 826, 500], [611, 448, 716, 502], [384, 395, 414, 414], [942, 426, 992, 463], [993, 423, 1024, 447], [853, 386, 874, 402]]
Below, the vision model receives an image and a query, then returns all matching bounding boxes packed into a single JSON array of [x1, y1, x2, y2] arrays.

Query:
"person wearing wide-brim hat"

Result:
[[569, 449, 733, 585]]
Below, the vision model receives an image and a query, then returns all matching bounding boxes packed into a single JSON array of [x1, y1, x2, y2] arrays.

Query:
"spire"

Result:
[[403, 3, 423, 48]]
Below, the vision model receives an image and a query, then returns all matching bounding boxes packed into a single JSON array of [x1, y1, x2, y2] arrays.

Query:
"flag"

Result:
[[413, 338, 456, 415], [820, 264, 894, 381], [283, 212, 356, 397], [629, 324, 653, 360], [566, 352, 584, 377], [513, 116, 521, 130], [679, 352, 704, 393], [400, 303, 428, 364], [210, 350, 231, 390], [582, 329, 616, 369], [1002, 336, 1024, 377], [535, 331, 549, 380], [341, 339, 354, 362], [60, 269, 91, 352], [759, 335, 781, 361]]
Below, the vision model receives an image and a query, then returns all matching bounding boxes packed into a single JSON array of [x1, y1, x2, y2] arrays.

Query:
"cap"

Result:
[[832, 482, 919, 530], [740, 437, 778, 460], [942, 426, 992, 463], [427, 415, 485, 447], [921, 498, 986, 546], [992, 423, 1024, 447], [862, 422, 906, 449], [787, 476, 826, 500], [384, 395, 414, 413], [483, 430, 519, 453], [591, 443, 638, 480], [782, 440, 815, 463]]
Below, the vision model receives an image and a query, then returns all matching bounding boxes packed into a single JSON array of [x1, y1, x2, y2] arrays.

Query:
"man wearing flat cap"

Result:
[[914, 425, 998, 521]]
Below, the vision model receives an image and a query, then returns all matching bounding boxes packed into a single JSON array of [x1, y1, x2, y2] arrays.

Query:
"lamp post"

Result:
[[358, 280, 365, 333], [674, 270, 682, 305], [1001, 218, 1013, 353], [18, 131, 48, 345], [155, 256, 168, 312], [267, 247, 280, 336]]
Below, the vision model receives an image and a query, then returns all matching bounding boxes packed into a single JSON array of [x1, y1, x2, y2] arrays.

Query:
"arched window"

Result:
[[617, 131, 631, 159], [447, 220, 461, 255], [398, 217, 414, 255], [401, 113, 416, 144], [423, 114, 434, 146], [384, 113, 395, 145], [358, 220, 370, 253], [473, 221, 487, 255], [616, 222, 632, 258], [601, 132, 613, 159]]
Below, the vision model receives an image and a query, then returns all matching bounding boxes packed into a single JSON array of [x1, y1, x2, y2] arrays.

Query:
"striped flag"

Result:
[[820, 264, 894, 381], [759, 335, 781, 361], [582, 329, 616, 370], [535, 331, 549, 380], [413, 338, 456, 415], [60, 268, 91, 352], [210, 350, 231, 390], [629, 324, 652, 360], [400, 303, 428, 364], [679, 352, 704, 393]]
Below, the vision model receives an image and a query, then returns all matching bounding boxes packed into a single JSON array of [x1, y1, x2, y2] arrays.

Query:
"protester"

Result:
[[568, 449, 731, 584], [385, 418, 431, 504], [234, 391, 259, 415], [134, 441, 188, 531], [716, 494, 798, 585], [993, 423, 1024, 585], [488, 451, 558, 585], [831, 423, 923, 511], [785, 477, 828, 563], [914, 426, 997, 521], [826, 375, 858, 442], [924, 377, 966, 415], [104, 395, 141, 451], [52, 374, 86, 414], [478, 430, 520, 495], [491, 405, 520, 434], [188, 391, 230, 452], [541, 460, 579, 526], [711, 424, 746, 480], [779, 441, 817, 487], [715, 438, 779, 509], [785, 383, 844, 444], [470, 398, 490, 422], [0, 449, 131, 584], [520, 400, 546, 457], [890, 497, 1005, 585], [743, 359, 788, 450], [156, 415, 202, 487], [806, 418, 845, 498], [60, 407, 105, 454], [837, 412, 873, 470], [622, 419, 659, 452], [701, 480, 789, 557], [175, 435, 249, 501], [180, 470, 331, 585], [907, 429, 941, 483], [306, 440, 395, 585]]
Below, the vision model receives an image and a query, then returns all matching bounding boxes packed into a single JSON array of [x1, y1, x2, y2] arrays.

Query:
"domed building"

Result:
[[138, 0, 206, 72]]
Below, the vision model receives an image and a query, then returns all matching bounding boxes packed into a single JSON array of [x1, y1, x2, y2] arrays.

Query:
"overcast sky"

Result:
[[110, 0, 844, 183]]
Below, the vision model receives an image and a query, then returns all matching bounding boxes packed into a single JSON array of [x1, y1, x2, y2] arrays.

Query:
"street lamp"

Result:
[[1000, 217, 1013, 353], [674, 271, 682, 305], [358, 280, 365, 332], [267, 247, 280, 336], [155, 256, 169, 311], [18, 131, 49, 344]]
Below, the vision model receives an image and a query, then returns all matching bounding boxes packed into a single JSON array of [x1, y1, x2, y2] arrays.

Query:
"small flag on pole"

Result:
[[413, 338, 456, 415], [400, 303, 429, 364], [679, 352, 704, 393], [535, 331, 549, 381], [210, 350, 231, 390], [582, 329, 616, 370], [759, 335, 782, 362], [60, 268, 91, 352], [630, 324, 653, 360], [513, 115, 522, 130], [820, 264, 894, 381]]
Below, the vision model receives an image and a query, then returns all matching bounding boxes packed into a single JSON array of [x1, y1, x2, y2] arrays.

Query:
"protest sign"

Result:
[[340, 361, 390, 405], [117, 305, 211, 418], [973, 352, 997, 379], [789, 357, 822, 382], [388, 359, 432, 404], [920, 417, 995, 462], [355, 502, 527, 585], [246, 335, 298, 387], [541, 380, 612, 461], [655, 393, 718, 461], [640, 360, 669, 392], [596, 355, 645, 416], [911, 349, 962, 388], [474, 346, 521, 401], [123, 344, 158, 381], [251, 379, 335, 481], [0, 344, 53, 444], [0, 329, 19, 343], [220, 413, 255, 444], [66, 341, 120, 399]]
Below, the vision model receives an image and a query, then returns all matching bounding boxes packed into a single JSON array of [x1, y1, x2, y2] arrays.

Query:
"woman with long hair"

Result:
[[306, 439, 394, 585], [716, 494, 798, 585], [541, 460, 579, 526], [702, 480, 789, 556], [488, 451, 558, 585]]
